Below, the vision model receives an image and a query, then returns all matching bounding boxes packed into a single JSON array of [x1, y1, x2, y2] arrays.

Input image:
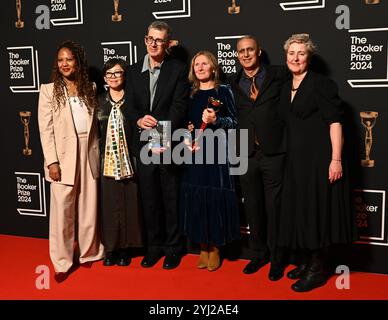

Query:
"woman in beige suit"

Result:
[[38, 40, 104, 283]]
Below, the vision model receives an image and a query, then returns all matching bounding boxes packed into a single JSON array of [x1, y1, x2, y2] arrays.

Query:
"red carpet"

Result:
[[1, 235, 388, 300]]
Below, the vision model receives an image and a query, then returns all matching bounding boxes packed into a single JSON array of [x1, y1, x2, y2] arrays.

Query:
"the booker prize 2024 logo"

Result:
[[215, 36, 242, 76], [346, 2, 388, 88], [354, 189, 387, 246], [7, 46, 40, 93], [48, 0, 84, 26], [152, 0, 191, 19], [16, 0, 84, 29], [15, 172, 47, 217], [279, 0, 326, 11], [101, 41, 138, 65]]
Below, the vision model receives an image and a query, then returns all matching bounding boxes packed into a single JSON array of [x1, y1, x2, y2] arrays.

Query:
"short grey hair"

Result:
[[147, 21, 172, 40], [283, 33, 317, 56]]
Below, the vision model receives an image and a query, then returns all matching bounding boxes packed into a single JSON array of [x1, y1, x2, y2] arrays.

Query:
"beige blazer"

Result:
[[38, 83, 100, 185]]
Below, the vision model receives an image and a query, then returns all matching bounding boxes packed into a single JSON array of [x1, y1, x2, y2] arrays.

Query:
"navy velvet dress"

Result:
[[180, 84, 240, 246]]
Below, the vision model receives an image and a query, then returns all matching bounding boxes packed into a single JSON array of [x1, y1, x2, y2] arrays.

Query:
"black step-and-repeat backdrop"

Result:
[[1, 0, 387, 274]]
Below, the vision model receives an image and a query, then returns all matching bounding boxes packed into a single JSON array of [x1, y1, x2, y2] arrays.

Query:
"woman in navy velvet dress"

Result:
[[180, 51, 240, 271]]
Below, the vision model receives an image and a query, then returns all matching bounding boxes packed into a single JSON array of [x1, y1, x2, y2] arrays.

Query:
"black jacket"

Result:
[[228, 65, 289, 156], [125, 56, 189, 155]]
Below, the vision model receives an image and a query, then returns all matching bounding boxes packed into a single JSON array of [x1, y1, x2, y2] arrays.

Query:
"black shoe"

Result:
[[141, 253, 163, 268], [243, 258, 268, 274], [287, 264, 308, 280], [103, 251, 117, 267], [117, 250, 131, 267], [54, 272, 68, 283], [163, 254, 182, 270], [291, 270, 327, 292], [268, 264, 285, 281]]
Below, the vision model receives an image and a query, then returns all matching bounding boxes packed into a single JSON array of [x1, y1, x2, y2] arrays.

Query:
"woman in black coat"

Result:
[[97, 58, 143, 267]]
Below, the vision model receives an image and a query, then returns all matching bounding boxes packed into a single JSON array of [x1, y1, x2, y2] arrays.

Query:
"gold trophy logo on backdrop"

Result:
[[360, 111, 378, 167], [365, 0, 380, 4], [15, 0, 24, 28], [19, 111, 32, 156], [112, 0, 122, 22], [228, 0, 240, 14]]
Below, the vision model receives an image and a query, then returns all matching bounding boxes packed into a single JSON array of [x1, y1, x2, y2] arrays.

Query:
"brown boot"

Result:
[[207, 246, 220, 272], [197, 244, 209, 269]]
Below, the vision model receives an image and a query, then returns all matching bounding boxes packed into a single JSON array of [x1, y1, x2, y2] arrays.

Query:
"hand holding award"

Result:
[[191, 97, 223, 151]]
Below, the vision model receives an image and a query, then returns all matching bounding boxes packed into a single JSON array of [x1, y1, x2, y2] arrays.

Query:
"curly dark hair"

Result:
[[50, 40, 97, 113]]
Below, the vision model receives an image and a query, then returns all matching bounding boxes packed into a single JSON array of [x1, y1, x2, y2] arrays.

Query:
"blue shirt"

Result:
[[142, 54, 163, 111], [238, 65, 266, 100]]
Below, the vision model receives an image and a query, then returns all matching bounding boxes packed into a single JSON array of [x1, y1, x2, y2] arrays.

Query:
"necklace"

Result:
[[291, 86, 298, 92], [64, 84, 78, 103]]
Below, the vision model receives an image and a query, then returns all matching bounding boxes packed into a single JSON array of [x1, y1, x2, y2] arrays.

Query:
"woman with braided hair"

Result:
[[38, 40, 104, 283]]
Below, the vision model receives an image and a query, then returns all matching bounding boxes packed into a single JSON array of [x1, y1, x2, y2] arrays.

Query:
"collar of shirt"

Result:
[[239, 65, 266, 97], [141, 54, 164, 74], [242, 65, 266, 85]]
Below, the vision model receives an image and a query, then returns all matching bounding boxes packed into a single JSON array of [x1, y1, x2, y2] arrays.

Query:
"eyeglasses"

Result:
[[145, 36, 167, 46], [105, 71, 124, 78]]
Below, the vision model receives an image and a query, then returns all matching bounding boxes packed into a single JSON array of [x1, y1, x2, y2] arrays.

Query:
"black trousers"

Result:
[[239, 148, 285, 262], [100, 176, 143, 252], [137, 161, 182, 255]]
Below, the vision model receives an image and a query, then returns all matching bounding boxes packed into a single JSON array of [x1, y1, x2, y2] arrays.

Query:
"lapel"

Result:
[[62, 87, 78, 133], [137, 61, 151, 112], [233, 67, 275, 107], [150, 58, 171, 112], [259, 66, 274, 97], [291, 70, 314, 107], [232, 68, 251, 103]]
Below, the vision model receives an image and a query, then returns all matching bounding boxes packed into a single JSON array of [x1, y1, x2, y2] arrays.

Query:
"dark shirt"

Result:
[[238, 65, 266, 98]]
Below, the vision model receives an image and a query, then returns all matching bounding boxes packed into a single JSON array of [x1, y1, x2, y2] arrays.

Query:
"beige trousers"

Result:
[[49, 134, 104, 273]]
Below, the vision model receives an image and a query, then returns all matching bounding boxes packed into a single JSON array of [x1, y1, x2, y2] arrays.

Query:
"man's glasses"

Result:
[[145, 35, 167, 46], [105, 71, 124, 78]]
